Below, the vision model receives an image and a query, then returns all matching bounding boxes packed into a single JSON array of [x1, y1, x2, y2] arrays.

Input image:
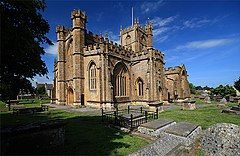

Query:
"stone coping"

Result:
[[1, 120, 66, 136], [164, 122, 199, 137], [140, 119, 174, 130]]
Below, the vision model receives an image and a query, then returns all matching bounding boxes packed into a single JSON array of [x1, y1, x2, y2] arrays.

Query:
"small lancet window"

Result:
[[137, 78, 144, 96]]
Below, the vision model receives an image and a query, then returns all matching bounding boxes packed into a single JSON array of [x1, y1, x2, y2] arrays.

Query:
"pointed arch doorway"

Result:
[[67, 87, 74, 105]]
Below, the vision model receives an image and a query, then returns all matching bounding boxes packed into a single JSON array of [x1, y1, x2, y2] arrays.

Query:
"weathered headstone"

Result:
[[222, 105, 240, 115], [220, 98, 227, 104], [204, 96, 211, 104], [182, 102, 196, 110], [202, 123, 240, 156]]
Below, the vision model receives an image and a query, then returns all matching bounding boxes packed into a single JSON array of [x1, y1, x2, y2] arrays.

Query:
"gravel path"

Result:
[[48, 104, 100, 114]]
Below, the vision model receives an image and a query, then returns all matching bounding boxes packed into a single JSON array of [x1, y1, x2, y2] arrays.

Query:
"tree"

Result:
[[211, 85, 236, 99], [195, 86, 203, 90], [0, 0, 52, 101], [234, 77, 240, 92], [189, 83, 196, 94], [36, 85, 46, 96]]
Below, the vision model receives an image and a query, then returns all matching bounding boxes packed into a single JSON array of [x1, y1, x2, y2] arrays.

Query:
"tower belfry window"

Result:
[[126, 35, 131, 45]]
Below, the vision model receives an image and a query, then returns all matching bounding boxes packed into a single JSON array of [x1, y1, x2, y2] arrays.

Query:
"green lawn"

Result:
[[0, 99, 50, 112], [1, 101, 239, 155], [0, 109, 148, 155], [159, 103, 240, 129]]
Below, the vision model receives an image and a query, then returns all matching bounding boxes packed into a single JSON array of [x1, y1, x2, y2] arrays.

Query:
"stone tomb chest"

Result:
[[138, 119, 175, 137]]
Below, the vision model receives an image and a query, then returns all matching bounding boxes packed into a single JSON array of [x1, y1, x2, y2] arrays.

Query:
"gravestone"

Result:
[[202, 123, 240, 156], [222, 104, 240, 115], [204, 96, 211, 104], [220, 98, 227, 104], [182, 100, 196, 110]]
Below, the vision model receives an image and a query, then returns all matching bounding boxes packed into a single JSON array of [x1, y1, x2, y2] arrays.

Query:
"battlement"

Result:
[[71, 9, 87, 19], [85, 31, 103, 44], [83, 37, 133, 58], [121, 24, 145, 35], [120, 22, 153, 35], [56, 25, 65, 33], [165, 65, 184, 75]]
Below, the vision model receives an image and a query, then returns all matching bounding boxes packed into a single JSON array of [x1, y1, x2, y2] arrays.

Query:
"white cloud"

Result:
[[183, 18, 211, 29], [175, 38, 233, 50], [45, 42, 57, 55], [30, 76, 53, 87], [155, 35, 169, 43], [141, 0, 164, 13], [151, 16, 177, 27], [182, 15, 228, 29], [153, 27, 169, 36], [150, 16, 178, 43]]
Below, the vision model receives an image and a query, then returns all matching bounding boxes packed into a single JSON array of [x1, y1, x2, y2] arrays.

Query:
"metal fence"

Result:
[[102, 106, 159, 130]]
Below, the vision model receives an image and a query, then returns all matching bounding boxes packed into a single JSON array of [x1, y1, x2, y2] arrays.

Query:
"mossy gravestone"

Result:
[[201, 123, 240, 156]]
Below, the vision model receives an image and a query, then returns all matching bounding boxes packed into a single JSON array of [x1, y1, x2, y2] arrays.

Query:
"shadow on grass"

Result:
[[1, 110, 146, 155]]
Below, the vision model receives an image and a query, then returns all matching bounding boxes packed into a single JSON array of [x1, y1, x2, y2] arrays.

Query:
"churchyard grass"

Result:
[[159, 103, 240, 129], [195, 99, 205, 104], [0, 108, 148, 155], [0, 101, 8, 112], [1, 101, 239, 155], [0, 99, 50, 112]]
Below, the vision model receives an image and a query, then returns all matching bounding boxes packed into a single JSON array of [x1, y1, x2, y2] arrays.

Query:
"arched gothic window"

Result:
[[89, 63, 96, 90], [116, 69, 127, 96], [137, 78, 144, 96]]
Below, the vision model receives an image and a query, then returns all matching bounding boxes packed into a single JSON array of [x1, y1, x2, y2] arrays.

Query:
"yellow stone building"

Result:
[[53, 10, 190, 109]]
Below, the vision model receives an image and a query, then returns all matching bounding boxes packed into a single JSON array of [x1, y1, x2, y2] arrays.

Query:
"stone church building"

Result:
[[53, 10, 190, 109]]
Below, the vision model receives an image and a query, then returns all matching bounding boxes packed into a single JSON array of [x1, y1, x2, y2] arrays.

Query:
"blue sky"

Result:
[[33, 0, 240, 87]]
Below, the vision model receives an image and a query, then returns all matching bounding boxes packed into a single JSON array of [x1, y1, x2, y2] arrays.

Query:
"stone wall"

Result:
[[202, 123, 240, 156], [1, 121, 65, 155]]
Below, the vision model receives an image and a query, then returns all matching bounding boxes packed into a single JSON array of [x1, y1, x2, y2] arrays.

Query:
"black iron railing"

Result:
[[102, 106, 159, 130]]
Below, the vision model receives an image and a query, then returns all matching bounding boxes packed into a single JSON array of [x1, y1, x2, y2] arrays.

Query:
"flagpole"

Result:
[[132, 7, 133, 26]]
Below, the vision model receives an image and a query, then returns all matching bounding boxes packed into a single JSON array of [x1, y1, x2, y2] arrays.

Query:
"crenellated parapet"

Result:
[[71, 9, 87, 29], [83, 37, 133, 58], [153, 49, 164, 61], [85, 31, 104, 45], [56, 25, 72, 41], [56, 25, 65, 41], [71, 9, 87, 20], [165, 66, 183, 75]]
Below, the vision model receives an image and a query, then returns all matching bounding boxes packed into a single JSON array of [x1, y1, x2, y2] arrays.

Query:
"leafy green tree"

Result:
[[189, 83, 196, 94], [36, 85, 46, 96], [0, 0, 52, 100], [195, 86, 203, 90], [211, 85, 236, 98], [234, 77, 240, 92], [203, 86, 213, 90]]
